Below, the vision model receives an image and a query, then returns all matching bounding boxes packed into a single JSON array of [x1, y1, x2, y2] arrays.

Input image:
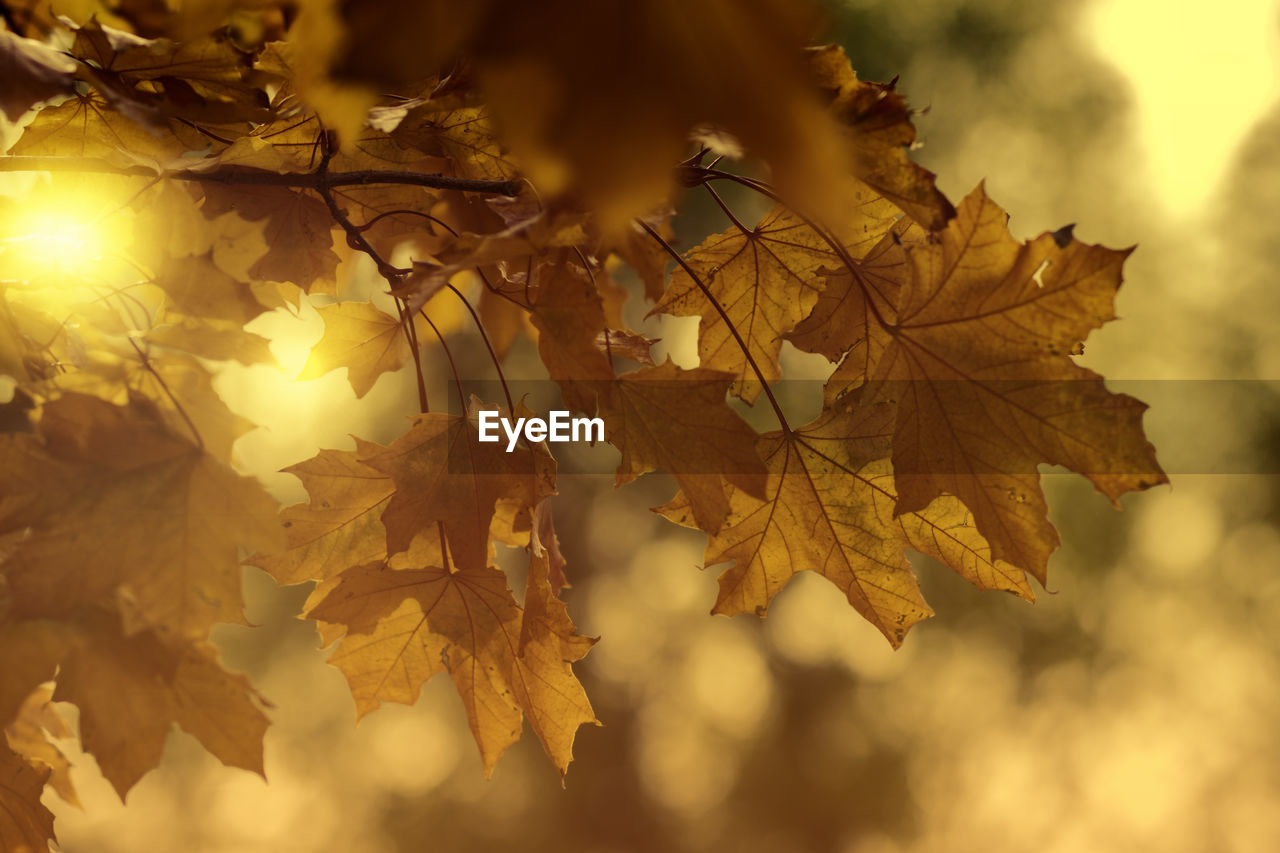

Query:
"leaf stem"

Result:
[[127, 337, 205, 450], [418, 309, 467, 416], [315, 134, 429, 413], [703, 184, 752, 236], [445, 282, 514, 413], [686, 165, 897, 332], [637, 220, 792, 436]]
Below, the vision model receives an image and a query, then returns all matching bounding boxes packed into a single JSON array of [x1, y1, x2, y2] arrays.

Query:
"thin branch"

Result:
[[0, 156, 524, 196], [638, 220, 792, 435], [127, 337, 204, 450], [393, 296, 430, 413], [315, 134, 429, 412], [357, 207, 451, 234]]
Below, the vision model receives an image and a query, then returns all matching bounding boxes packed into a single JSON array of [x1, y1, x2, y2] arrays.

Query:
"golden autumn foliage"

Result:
[[0, 2, 1166, 849]]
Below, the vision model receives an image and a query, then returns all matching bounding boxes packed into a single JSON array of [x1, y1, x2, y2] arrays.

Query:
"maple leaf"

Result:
[[145, 314, 278, 366], [9, 92, 188, 160], [802, 185, 1167, 578], [660, 398, 1031, 646], [0, 742, 55, 853], [297, 301, 416, 398], [50, 614, 269, 798], [785, 219, 919, 366], [199, 182, 341, 290], [69, 17, 271, 113], [314, 0, 837, 230], [247, 440, 394, 585], [363, 405, 557, 571], [307, 551, 597, 777], [0, 28, 77, 121], [48, 349, 257, 464], [596, 329, 657, 366], [392, 102, 518, 182], [0, 613, 268, 800], [152, 252, 269, 324], [807, 44, 955, 230], [0, 394, 282, 640], [600, 359, 768, 533], [655, 192, 899, 401], [597, 214, 674, 303], [530, 253, 616, 414]]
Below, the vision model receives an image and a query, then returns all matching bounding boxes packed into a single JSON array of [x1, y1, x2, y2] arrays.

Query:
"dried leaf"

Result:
[[601, 359, 767, 533], [307, 556, 597, 777], [363, 406, 557, 572], [655, 192, 898, 401], [0, 394, 282, 640], [0, 743, 55, 853], [809, 185, 1166, 578], [247, 440, 394, 585], [296, 301, 414, 398]]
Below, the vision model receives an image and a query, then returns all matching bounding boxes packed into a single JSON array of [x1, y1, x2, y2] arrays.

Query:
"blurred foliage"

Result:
[[37, 0, 1280, 851]]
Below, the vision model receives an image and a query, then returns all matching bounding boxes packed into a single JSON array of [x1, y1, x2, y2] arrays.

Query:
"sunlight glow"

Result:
[[1088, 0, 1280, 214], [0, 184, 131, 283]]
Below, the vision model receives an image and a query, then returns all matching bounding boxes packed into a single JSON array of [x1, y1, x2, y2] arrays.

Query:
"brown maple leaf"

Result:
[[151, 252, 270, 324], [363, 405, 557, 571], [247, 439, 395, 585], [0, 393, 282, 640], [145, 314, 278, 366], [530, 253, 616, 414], [654, 191, 899, 402], [315, 0, 835, 230], [9, 92, 188, 161], [307, 552, 597, 777], [807, 44, 955, 230], [800, 185, 1167, 579], [600, 359, 767, 534], [199, 182, 341, 290], [660, 401, 1031, 646], [392, 102, 518, 182], [0, 742, 55, 853], [33, 612, 269, 798]]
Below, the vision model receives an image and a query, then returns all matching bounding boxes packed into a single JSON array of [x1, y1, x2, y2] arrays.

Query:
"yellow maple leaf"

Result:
[[297, 301, 415, 398], [655, 192, 899, 402], [307, 553, 597, 778], [247, 439, 394, 585], [0, 394, 282, 640]]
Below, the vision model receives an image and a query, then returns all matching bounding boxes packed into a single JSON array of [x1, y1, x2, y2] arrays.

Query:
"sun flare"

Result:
[[0, 182, 132, 284]]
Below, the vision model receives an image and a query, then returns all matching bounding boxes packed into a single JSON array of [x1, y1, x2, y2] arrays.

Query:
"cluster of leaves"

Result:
[[0, 1, 1165, 849]]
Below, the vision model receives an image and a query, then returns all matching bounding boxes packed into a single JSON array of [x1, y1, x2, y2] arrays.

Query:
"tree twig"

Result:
[[0, 156, 524, 196]]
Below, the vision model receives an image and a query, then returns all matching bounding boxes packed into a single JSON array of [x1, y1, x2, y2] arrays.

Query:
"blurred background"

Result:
[[42, 0, 1280, 850]]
